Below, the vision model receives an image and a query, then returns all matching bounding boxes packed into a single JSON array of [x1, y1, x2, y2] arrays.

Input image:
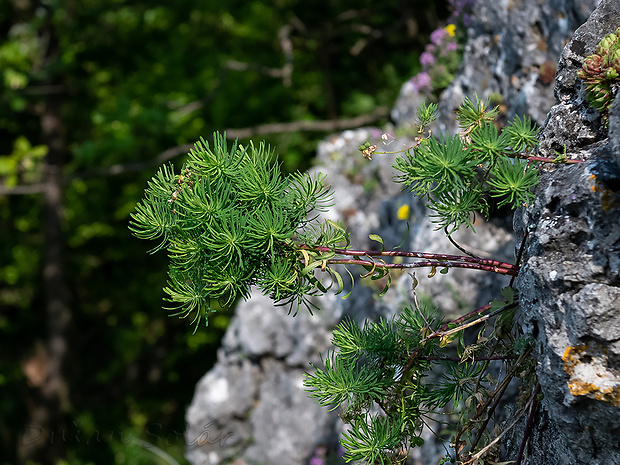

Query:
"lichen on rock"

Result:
[[512, 1, 620, 463]]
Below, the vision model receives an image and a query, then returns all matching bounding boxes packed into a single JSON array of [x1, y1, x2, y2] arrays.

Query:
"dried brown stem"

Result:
[[457, 346, 534, 462], [515, 383, 541, 465]]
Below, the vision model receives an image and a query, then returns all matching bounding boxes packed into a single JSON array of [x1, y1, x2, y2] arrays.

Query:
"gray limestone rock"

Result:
[[185, 293, 341, 465], [512, 152, 620, 465], [511, 1, 620, 463], [538, 0, 620, 158], [610, 95, 620, 169], [391, 81, 426, 129], [392, 0, 600, 135]]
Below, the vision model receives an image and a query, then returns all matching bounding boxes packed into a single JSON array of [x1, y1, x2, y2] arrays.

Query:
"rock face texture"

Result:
[[433, 0, 602, 135], [184, 1, 616, 464], [511, 1, 620, 463], [393, 0, 601, 135]]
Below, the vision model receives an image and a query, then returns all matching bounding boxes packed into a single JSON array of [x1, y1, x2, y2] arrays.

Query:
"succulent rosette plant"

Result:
[[578, 27, 620, 123]]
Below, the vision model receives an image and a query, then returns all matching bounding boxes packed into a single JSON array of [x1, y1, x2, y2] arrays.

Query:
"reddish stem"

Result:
[[302, 244, 517, 272], [439, 304, 491, 332], [326, 258, 518, 276], [422, 355, 518, 362], [518, 154, 583, 164]]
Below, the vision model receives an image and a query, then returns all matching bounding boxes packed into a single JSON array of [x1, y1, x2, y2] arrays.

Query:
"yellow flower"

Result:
[[397, 204, 410, 220], [445, 24, 456, 37]]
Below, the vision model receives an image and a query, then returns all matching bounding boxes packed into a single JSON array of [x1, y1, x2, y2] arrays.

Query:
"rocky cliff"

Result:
[[511, 1, 620, 463], [184, 1, 618, 464]]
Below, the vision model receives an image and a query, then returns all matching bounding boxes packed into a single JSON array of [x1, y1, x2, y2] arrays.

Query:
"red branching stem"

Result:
[[301, 244, 517, 272], [439, 304, 491, 332], [325, 258, 518, 276], [422, 355, 519, 362], [518, 154, 583, 164]]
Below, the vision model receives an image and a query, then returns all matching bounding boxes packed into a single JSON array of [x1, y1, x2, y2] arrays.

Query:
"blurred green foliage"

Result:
[[0, 0, 447, 463]]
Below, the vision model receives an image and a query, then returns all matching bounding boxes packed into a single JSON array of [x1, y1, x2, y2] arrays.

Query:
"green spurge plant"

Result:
[[129, 133, 341, 330], [304, 284, 534, 465], [390, 96, 542, 234], [129, 118, 529, 331], [130, 97, 577, 464], [578, 27, 620, 125]]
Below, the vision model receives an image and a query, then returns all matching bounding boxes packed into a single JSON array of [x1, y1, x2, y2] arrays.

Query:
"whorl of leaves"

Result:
[[130, 133, 336, 330], [393, 95, 540, 234]]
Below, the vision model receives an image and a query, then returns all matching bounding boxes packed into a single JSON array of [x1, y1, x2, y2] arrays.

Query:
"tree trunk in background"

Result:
[[17, 11, 72, 463], [319, 26, 338, 120]]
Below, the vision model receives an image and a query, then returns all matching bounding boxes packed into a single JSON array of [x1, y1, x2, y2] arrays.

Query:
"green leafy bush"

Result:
[[130, 133, 337, 329], [385, 96, 539, 234], [130, 97, 578, 463]]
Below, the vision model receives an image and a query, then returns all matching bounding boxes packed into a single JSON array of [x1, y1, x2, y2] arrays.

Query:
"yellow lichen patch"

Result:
[[600, 188, 618, 211], [588, 173, 619, 211], [562, 344, 587, 371], [593, 183, 618, 211], [562, 344, 620, 407], [590, 173, 597, 192]]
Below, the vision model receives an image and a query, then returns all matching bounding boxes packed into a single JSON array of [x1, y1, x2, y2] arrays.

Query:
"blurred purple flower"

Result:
[[420, 51, 435, 66], [445, 41, 458, 52], [310, 445, 327, 465], [411, 71, 432, 93], [370, 127, 383, 139], [430, 28, 447, 45], [449, 0, 476, 15], [449, 0, 476, 27], [416, 72, 432, 88]]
